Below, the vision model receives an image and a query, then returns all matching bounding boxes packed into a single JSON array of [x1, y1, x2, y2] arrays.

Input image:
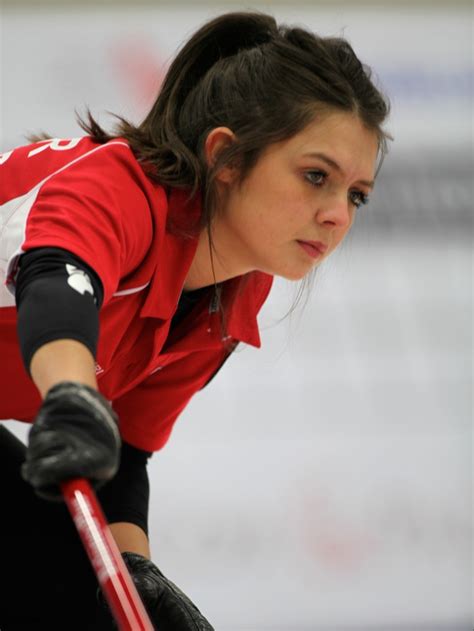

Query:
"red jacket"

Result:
[[0, 137, 273, 451]]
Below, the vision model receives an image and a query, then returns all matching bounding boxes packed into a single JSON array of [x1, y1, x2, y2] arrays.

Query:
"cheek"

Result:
[[239, 167, 307, 236]]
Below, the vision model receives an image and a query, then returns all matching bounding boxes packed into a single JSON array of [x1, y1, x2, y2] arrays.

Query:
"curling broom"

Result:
[[61, 477, 154, 630]]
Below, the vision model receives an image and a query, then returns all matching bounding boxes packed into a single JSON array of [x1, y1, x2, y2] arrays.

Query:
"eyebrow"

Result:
[[302, 151, 375, 190]]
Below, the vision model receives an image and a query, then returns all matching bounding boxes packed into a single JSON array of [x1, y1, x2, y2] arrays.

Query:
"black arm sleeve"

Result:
[[15, 247, 104, 375], [97, 442, 152, 536]]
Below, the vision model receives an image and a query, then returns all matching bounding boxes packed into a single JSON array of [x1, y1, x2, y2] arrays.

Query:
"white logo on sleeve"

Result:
[[28, 138, 82, 158], [65, 264, 95, 298]]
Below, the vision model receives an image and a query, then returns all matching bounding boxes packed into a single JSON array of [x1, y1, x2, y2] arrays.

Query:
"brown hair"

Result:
[[36, 11, 391, 343]]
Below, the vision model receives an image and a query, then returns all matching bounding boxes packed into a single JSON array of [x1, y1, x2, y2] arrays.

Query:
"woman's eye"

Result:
[[305, 171, 370, 209], [349, 190, 370, 209], [305, 170, 327, 186]]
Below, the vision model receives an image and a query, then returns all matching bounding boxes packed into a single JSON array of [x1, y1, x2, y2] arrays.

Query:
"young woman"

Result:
[[0, 11, 390, 630]]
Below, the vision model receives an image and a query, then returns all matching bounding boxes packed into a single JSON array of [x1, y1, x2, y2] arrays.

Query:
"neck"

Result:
[[183, 224, 251, 291]]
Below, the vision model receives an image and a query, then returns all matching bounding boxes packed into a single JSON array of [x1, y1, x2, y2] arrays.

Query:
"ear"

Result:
[[204, 127, 238, 184]]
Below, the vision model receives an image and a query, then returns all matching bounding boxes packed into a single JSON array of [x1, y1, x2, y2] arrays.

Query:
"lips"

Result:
[[298, 241, 328, 258], [297, 240, 328, 254]]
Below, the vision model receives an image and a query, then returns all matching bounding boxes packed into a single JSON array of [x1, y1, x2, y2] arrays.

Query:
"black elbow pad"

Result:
[[15, 247, 104, 375]]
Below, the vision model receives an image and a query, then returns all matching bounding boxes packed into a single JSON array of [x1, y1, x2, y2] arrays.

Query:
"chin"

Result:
[[279, 269, 310, 282]]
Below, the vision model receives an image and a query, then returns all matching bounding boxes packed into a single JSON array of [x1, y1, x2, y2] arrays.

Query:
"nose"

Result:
[[316, 191, 353, 230]]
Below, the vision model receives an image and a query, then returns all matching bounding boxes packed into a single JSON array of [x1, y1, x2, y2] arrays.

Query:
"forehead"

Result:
[[284, 111, 379, 167]]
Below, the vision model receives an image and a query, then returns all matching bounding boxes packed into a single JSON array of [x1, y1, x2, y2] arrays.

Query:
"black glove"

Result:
[[99, 552, 215, 631], [21, 381, 121, 501]]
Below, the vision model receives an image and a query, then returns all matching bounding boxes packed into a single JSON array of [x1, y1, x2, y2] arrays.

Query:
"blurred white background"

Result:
[[1, 1, 472, 629]]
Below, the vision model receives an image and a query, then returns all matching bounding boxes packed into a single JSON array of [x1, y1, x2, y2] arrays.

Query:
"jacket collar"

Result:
[[139, 187, 272, 348]]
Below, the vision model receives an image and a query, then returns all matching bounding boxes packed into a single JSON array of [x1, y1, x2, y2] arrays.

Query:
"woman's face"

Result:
[[212, 111, 379, 282]]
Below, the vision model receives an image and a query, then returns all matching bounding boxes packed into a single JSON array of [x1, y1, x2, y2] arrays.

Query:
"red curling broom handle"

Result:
[[61, 477, 155, 631]]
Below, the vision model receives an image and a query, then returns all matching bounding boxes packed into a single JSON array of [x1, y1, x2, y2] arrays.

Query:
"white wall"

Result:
[[1, 4, 472, 629]]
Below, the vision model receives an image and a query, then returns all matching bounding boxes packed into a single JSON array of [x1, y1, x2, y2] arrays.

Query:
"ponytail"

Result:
[[132, 12, 279, 194], [157, 11, 277, 111]]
